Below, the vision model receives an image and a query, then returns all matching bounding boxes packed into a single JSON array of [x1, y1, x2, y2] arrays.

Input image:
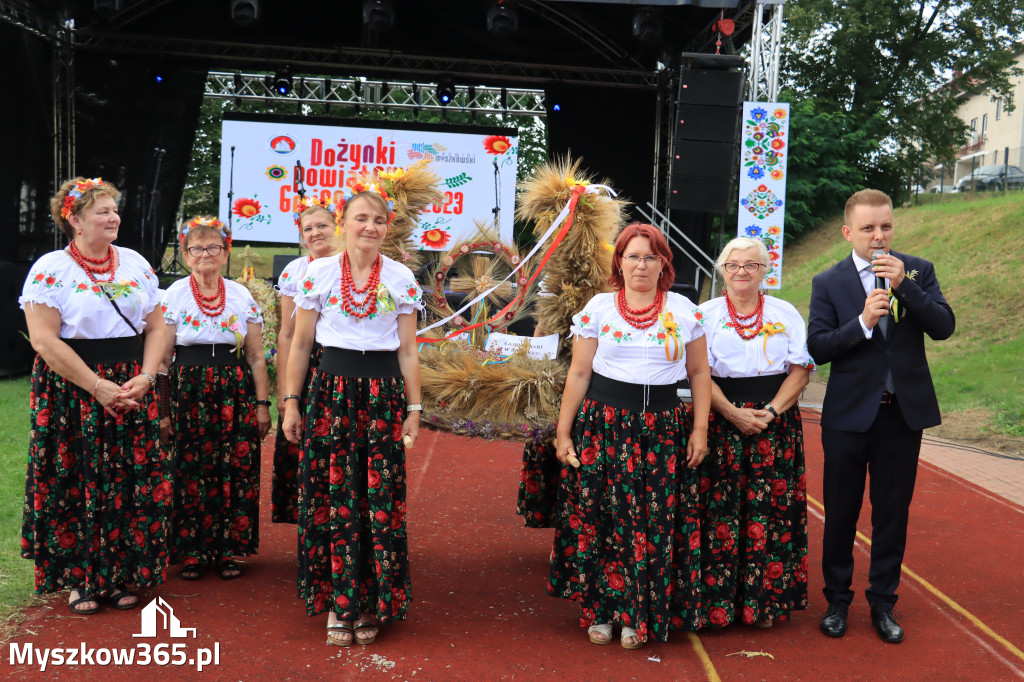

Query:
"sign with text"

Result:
[[485, 332, 559, 360], [219, 113, 518, 249]]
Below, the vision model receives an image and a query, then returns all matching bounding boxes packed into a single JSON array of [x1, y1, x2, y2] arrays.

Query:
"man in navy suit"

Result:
[[807, 189, 955, 643]]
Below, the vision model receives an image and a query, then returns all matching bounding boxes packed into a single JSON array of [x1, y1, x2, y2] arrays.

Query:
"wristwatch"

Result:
[[254, 399, 271, 407], [140, 371, 156, 389], [406, 403, 423, 412], [765, 404, 779, 419]]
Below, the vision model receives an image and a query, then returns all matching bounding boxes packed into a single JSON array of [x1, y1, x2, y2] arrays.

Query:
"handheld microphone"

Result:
[[872, 249, 887, 291]]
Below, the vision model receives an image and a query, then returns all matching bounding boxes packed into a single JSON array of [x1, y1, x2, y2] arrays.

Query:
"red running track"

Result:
[[6, 415, 1024, 680]]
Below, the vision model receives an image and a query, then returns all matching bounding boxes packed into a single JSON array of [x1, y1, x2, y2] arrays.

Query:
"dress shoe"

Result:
[[870, 608, 904, 643], [819, 602, 849, 637]]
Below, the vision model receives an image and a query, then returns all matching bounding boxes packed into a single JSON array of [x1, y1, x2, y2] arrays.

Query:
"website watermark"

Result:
[[8, 596, 221, 672]]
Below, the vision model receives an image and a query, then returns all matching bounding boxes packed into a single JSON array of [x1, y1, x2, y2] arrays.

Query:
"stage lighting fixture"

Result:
[[487, 0, 518, 38], [363, 0, 395, 32], [632, 10, 662, 44], [552, 103, 561, 112], [436, 78, 455, 106], [271, 68, 292, 96], [230, 0, 261, 26]]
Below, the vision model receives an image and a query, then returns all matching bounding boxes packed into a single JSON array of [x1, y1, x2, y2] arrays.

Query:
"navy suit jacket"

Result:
[[807, 251, 955, 432]]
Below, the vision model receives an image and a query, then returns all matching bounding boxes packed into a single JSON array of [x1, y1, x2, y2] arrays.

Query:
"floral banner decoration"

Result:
[[736, 103, 789, 290]]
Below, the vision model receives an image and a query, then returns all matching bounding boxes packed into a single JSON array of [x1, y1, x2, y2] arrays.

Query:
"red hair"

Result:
[[609, 222, 675, 292]]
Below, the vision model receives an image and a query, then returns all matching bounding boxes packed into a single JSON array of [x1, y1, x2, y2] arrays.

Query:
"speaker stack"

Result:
[[669, 64, 745, 214]]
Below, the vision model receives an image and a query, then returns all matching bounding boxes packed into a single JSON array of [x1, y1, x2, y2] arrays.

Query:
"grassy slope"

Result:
[[773, 193, 1024, 436]]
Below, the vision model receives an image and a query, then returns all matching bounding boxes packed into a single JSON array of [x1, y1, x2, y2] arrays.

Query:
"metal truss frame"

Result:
[[747, 0, 784, 102], [207, 72, 547, 120]]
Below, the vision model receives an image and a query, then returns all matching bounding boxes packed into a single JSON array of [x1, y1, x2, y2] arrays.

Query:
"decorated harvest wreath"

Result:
[[413, 156, 627, 443]]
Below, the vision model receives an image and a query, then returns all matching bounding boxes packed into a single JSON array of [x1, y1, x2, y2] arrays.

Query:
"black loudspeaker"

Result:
[[669, 67, 744, 214], [0, 262, 35, 377], [272, 254, 294, 281]]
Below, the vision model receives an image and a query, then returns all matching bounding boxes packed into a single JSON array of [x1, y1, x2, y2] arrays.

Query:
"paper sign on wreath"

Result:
[[485, 332, 559, 360]]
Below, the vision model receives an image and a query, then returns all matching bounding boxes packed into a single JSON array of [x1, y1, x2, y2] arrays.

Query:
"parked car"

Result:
[[928, 185, 956, 193], [954, 164, 1024, 192]]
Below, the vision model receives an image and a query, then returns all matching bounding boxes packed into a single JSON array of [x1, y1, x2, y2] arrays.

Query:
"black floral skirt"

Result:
[[548, 397, 702, 643], [516, 439, 560, 528], [168, 363, 261, 568], [697, 403, 809, 627], [271, 343, 322, 524], [297, 367, 410, 621], [22, 355, 171, 595]]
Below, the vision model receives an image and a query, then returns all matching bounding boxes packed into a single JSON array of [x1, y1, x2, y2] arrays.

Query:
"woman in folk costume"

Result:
[[159, 217, 271, 580], [270, 197, 341, 524], [20, 177, 170, 614], [282, 183, 422, 647], [696, 237, 812, 629], [550, 222, 712, 649]]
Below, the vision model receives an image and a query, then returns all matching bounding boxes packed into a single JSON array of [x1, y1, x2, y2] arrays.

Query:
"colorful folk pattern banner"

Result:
[[219, 115, 518, 249], [735, 102, 789, 289]]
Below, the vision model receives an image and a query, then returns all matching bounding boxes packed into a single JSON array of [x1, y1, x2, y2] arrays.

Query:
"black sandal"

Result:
[[218, 560, 242, 580], [108, 585, 138, 610], [68, 589, 100, 615], [181, 565, 203, 581]]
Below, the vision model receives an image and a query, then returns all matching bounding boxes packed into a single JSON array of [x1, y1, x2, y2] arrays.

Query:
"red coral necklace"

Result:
[[726, 291, 765, 340], [190, 274, 226, 317], [615, 288, 663, 330], [340, 251, 382, 318], [68, 242, 116, 282]]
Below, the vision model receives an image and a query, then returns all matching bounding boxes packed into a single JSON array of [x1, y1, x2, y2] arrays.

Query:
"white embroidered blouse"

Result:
[[570, 291, 705, 386], [697, 295, 816, 378], [277, 255, 314, 299], [19, 247, 160, 339], [293, 253, 423, 352], [161, 277, 263, 346]]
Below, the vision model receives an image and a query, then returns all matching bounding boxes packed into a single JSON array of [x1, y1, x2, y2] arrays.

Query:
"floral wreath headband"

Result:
[[293, 195, 344, 232], [61, 178, 107, 220], [180, 216, 231, 248]]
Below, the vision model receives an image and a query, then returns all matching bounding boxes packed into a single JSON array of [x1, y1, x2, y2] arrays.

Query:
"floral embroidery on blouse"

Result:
[[599, 323, 633, 343], [29, 272, 62, 290], [400, 281, 422, 303], [300, 275, 316, 294], [73, 281, 106, 298]]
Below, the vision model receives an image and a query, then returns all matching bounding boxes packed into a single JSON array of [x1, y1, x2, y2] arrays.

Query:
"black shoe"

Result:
[[819, 601, 849, 638], [870, 608, 904, 643]]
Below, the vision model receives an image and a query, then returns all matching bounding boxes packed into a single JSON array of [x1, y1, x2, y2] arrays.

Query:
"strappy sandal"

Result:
[[326, 622, 354, 647], [588, 623, 613, 645], [218, 560, 242, 580], [108, 585, 138, 610], [181, 565, 203, 581], [620, 626, 643, 650], [68, 589, 100, 615], [354, 620, 379, 646]]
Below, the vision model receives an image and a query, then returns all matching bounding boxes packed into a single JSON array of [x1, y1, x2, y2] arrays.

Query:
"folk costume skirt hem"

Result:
[[548, 396, 702, 643], [296, 364, 411, 622], [22, 355, 171, 595]]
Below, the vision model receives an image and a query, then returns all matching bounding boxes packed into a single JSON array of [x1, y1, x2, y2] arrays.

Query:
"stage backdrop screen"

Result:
[[219, 113, 518, 250]]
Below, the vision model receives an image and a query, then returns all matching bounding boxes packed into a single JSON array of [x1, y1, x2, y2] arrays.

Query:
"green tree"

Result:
[[782, 0, 1023, 196]]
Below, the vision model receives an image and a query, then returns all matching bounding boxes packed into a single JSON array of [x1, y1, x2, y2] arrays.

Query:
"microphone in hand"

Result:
[[872, 249, 887, 291]]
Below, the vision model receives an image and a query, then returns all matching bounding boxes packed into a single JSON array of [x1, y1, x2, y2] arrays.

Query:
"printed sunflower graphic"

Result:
[[482, 135, 512, 155], [420, 228, 451, 249], [232, 197, 261, 218]]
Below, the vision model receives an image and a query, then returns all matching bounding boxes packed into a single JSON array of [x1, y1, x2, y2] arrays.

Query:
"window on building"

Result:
[[996, 99, 1002, 120], [970, 117, 977, 131], [982, 113, 988, 140]]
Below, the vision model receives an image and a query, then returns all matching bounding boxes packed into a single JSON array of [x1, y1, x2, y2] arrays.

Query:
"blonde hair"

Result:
[[714, 236, 769, 277], [844, 189, 892, 225]]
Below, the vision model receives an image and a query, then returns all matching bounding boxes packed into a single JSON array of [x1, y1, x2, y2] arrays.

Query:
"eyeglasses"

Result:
[[723, 262, 764, 274], [186, 244, 224, 257], [623, 254, 663, 265]]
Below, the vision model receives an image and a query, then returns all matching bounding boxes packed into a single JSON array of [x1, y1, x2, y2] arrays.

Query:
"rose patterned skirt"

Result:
[[22, 355, 171, 595], [297, 368, 410, 621], [169, 363, 261, 568], [271, 343, 322, 523], [697, 403, 808, 627], [516, 439, 560, 528], [548, 397, 702, 643]]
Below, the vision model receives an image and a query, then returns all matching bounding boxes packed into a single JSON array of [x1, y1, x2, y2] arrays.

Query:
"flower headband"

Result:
[[350, 181, 396, 223], [61, 178, 107, 220], [293, 195, 344, 232], [180, 216, 231, 248]]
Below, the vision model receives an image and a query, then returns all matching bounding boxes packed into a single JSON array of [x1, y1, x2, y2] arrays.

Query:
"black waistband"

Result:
[[319, 347, 401, 378], [174, 344, 245, 367], [714, 374, 787, 402], [586, 373, 680, 412], [63, 337, 142, 365]]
